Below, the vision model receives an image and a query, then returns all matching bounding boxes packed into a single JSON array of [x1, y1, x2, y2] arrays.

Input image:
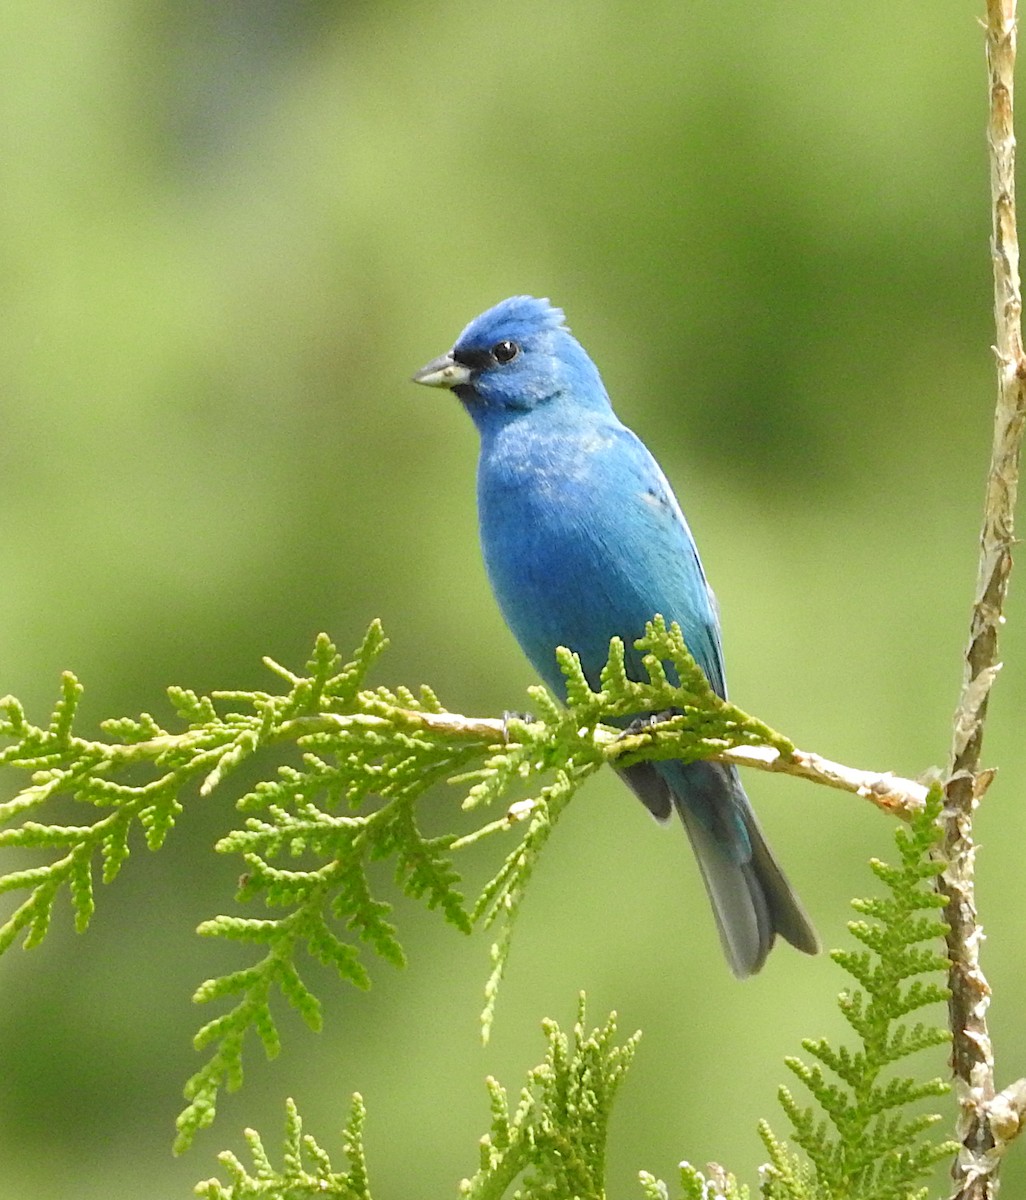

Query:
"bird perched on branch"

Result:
[[414, 295, 817, 976]]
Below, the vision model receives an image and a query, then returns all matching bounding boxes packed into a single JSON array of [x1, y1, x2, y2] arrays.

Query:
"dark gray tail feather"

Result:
[[619, 760, 819, 977]]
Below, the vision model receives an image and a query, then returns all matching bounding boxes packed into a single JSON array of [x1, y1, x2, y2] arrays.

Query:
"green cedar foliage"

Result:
[[195, 797, 956, 1200], [194, 1094, 371, 1200], [758, 789, 958, 1200], [459, 996, 639, 1200], [0, 619, 788, 1150], [194, 998, 639, 1200], [0, 621, 956, 1199]]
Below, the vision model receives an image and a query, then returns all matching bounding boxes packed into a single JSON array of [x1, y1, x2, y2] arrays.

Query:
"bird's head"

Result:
[[412, 296, 608, 428]]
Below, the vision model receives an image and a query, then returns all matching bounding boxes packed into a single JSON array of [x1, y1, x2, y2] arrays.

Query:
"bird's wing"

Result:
[[606, 424, 729, 698]]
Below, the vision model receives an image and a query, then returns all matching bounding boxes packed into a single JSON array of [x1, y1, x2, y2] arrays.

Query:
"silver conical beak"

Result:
[[412, 352, 472, 390]]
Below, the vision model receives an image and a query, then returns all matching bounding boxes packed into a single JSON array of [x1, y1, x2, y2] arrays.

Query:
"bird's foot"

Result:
[[621, 709, 676, 738], [501, 710, 534, 743]]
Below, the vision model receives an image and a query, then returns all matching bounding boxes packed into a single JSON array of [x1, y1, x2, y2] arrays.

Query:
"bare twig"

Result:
[[942, 4, 1026, 1197], [713, 744, 929, 817]]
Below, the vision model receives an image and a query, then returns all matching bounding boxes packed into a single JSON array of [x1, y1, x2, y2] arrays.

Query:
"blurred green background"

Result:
[[2, 1, 1024, 1196]]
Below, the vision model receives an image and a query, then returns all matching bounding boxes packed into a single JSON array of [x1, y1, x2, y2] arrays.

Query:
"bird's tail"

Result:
[[619, 759, 819, 977]]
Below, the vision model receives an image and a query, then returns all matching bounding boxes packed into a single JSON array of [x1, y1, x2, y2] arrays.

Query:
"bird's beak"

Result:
[[412, 352, 472, 390]]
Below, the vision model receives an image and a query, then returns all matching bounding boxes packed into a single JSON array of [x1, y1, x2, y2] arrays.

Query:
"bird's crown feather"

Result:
[[455, 295, 567, 353]]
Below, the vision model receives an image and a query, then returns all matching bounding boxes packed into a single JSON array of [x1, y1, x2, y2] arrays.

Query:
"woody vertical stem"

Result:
[[942, 3, 1026, 1198]]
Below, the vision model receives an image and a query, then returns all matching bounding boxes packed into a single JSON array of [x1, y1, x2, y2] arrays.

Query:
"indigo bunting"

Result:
[[414, 296, 818, 976]]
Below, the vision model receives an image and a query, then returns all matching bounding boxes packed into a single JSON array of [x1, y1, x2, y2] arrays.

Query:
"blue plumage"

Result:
[[414, 296, 818, 976]]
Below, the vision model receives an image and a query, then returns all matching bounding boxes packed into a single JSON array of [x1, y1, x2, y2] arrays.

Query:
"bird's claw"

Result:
[[501, 710, 533, 743], [621, 709, 676, 738]]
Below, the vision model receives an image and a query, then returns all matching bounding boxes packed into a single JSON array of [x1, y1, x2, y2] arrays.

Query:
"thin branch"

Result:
[[4, 704, 927, 815], [712, 744, 929, 817], [284, 709, 930, 817], [943, 4, 1026, 1197]]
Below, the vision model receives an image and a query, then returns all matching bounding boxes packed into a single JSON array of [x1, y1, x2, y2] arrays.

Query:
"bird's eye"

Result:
[[491, 340, 519, 364]]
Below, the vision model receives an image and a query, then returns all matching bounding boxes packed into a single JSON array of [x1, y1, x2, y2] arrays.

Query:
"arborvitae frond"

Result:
[[590, 618, 795, 764], [0, 618, 797, 1149], [175, 633, 493, 1151], [472, 760, 596, 1040], [459, 994, 640, 1200], [196, 998, 637, 1199], [460, 616, 793, 1039], [194, 1094, 371, 1200], [640, 1162, 750, 1200], [756, 1123, 823, 1200], [759, 787, 959, 1200]]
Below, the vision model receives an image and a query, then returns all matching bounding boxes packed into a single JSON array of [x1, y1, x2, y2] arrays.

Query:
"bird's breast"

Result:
[[475, 421, 682, 691]]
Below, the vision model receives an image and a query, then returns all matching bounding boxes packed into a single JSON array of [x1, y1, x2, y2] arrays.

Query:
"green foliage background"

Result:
[[1, 2, 1023, 1196]]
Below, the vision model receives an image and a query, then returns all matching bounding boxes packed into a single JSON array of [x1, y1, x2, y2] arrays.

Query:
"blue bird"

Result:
[[414, 296, 818, 976]]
